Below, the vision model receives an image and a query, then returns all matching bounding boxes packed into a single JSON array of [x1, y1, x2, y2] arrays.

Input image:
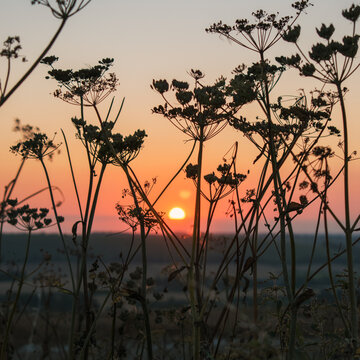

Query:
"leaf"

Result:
[[243, 257, 256, 273], [286, 202, 303, 213], [243, 276, 250, 293], [282, 25, 301, 43], [295, 288, 315, 308], [168, 266, 186, 282], [316, 23, 335, 40], [71, 220, 83, 243], [123, 288, 145, 303], [57, 287, 73, 296]]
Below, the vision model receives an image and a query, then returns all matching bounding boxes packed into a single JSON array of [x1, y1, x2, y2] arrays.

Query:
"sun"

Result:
[[169, 207, 186, 220]]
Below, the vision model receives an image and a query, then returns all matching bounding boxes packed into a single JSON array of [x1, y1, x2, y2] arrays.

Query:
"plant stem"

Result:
[[40, 159, 74, 290], [0, 229, 32, 359], [124, 166, 153, 360], [0, 18, 67, 107], [189, 127, 204, 360], [323, 175, 350, 335], [61, 129, 83, 221], [337, 83, 357, 345], [259, 51, 295, 358], [0, 158, 26, 263], [40, 159, 78, 358]]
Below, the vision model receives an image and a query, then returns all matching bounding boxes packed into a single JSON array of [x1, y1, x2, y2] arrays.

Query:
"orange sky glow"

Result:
[[1, 0, 360, 234]]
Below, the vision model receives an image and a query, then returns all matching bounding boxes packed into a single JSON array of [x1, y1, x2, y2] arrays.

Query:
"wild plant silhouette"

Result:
[[1, 1, 360, 359]]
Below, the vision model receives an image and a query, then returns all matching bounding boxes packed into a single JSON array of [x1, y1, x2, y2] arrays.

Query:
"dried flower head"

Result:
[[0, 36, 26, 61], [201, 162, 246, 202], [277, 4, 360, 84], [10, 132, 60, 160], [6, 204, 63, 231], [152, 74, 239, 141], [31, 0, 92, 19], [72, 117, 147, 165], [206, 1, 311, 53], [42, 57, 118, 106], [0, 37, 27, 101], [116, 204, 162, 233], [13, 119, 40, 141]]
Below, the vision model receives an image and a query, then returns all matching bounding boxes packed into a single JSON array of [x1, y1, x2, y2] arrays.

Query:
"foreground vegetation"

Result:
[[1, 1, 360, 359]]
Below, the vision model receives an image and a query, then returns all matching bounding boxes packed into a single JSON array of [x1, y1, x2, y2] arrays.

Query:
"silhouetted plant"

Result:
[[0, 205, 61, 359], [44, 57, 157, 359], [152, 72, 247, 359], [0, 0, 92, 107], [0, 120, 42, 261], [2, 1, 360, 359], [276, 3, 360, 350], [42, 57, 118, 106], [204, 2, 357, 358]]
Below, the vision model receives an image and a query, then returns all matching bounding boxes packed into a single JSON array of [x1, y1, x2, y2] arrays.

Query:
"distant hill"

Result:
[[0, 231, 353, 264], [0, 232, 358, 290]]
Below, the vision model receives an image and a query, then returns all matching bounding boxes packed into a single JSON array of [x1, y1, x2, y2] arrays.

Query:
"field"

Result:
[[1, 233, 358, 359]]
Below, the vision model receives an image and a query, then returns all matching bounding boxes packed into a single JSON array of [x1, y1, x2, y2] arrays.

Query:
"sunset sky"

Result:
[[1, 0, 360, 234]]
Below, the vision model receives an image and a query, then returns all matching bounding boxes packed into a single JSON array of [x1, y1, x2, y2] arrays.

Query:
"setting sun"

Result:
[[169, 207, 186, 220]]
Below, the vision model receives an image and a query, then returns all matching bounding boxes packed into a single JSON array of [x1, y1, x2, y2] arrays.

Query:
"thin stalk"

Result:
[[108, 303, 117, 360], [0, 158, 26, 262], [79, 160, 95, 356], [305, 203, 322, 283], [79, 291, 112, 360], [209, 236, 248, 346], [189, 127, 204, 360], [323, 179, 350, 335], [0, 229, 32, 359], [250, 158, 269, 324], [298, 236, 360, 296], [2, 57, 11, 97], [82, 163, 106, 359], [200, 200, 214, 298], [129, 165, 190, 261], [259, 51, 295, 359], [123, 166, 153, 360], [252, 226, 259, 322], [0, 18, 67, 107], [79, 240, 133, 360], [86, 163, 106, 237], [40, 159, 74, 290], [93, 104, 189, 263], [336, 83, 357, 344], [41, 158, 77, 359], [213, 211, 243, 355], [352, 214, 360, 232], [61, 129, 83, 221], [151, 140, 197, 208]]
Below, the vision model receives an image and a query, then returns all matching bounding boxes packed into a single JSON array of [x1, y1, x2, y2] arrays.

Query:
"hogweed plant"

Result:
[[9, 132, 75, 293], [0, 120, 41, 261], [2, 1, 360, 359], [42, 57, 156, 359], [204, 1, 360, 358], [0, 0, 92, 108], [152, 72, 251, 359], [277, 3, 360, 349], [0, 204, 62, 359]]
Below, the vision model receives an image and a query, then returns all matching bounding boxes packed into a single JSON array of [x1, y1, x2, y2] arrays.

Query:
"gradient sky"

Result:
[[1, 0, 360, 234]]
